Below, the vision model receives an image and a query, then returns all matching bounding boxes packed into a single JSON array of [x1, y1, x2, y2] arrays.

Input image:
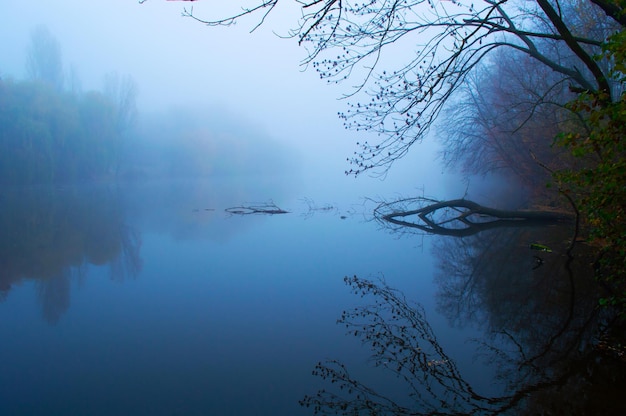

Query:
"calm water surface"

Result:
[[1, 179, 624, 415]]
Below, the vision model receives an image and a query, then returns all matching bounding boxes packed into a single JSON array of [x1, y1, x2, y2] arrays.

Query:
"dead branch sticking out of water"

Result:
[[300, 197, 337, 219], [225, 202, 289, 216]]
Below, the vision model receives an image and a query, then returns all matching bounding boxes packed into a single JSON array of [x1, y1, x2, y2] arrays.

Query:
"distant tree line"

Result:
[[125, 107, 297, 180], [1, 79, 115, 184], [1, 25, 296, 185], [0, 26, 137, 185]]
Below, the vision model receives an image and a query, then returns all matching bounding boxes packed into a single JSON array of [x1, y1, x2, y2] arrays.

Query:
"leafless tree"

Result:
[[142, 0, 622, 175], [439, 48, 579, 184]]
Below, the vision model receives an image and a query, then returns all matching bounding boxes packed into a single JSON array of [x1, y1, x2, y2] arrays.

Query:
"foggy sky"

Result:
[[0, 0, 462, 200]]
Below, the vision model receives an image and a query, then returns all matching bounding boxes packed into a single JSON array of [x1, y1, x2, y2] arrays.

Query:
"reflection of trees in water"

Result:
[[109, 225, 142, 283], [433, 225, 626, 414], [303, 207, 626, 414], [302, 276, 516, 415], [36, 268, 76, 325], [0, 187, 142, 323], [434, 225, 580, 325], [434, 225, 598, 364]]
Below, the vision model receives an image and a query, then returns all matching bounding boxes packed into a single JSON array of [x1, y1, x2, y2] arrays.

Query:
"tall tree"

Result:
[[25, 25, 64, 91], [439, 47, 580, 194]]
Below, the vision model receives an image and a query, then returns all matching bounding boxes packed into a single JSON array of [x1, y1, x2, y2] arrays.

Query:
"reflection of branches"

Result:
[[225, 201, 289, 216], [154, 1, 618, 175], [432, 222, 605, 392], [434, 230, 503, 326], [36, 270, 72, 325], [300, 197, 337, 219], [303, 359, 418, 415], [374, 196, 572, 237], [302, 274, 621, 415], [301, 275, 513, 415], [110, 225, 143, 282]]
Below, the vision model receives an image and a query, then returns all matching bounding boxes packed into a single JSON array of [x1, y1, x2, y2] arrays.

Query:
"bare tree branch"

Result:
[[144, 0, 622, 175], [374, 197, 573, 237]]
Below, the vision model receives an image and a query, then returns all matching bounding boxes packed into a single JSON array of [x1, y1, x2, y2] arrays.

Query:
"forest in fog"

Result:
[[0, 25, 295, 186], [1, 3, 626, 414], [2, 1, 626, 313]]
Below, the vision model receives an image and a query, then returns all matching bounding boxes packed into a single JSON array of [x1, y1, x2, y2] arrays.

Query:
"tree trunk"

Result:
[[380, 199, 573, 237]]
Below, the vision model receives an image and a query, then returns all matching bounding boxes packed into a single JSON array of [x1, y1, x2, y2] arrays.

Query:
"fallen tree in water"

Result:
[[225, 202, 289, 216], [374, 197, 573, 237]]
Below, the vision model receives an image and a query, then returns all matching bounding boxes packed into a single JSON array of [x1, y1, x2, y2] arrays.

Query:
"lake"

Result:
[[1, 178, 624, 415]]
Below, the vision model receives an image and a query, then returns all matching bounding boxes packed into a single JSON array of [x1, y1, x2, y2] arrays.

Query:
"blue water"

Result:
[[0, 179, 464, 415], [3, 178, 616, 415]]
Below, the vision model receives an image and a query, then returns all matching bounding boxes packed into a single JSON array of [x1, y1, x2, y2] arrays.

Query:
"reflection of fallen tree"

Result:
[[375, 197, 573, 237], [224, 202, 289, 215]]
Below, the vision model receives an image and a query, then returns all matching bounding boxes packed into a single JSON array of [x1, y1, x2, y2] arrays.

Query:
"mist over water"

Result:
[[2, 1, 622, 415], [0, 0, 454, 196], [0, 180, 439, 415]]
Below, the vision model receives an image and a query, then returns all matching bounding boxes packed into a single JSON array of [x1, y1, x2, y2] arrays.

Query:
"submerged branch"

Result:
[[375, 197, 573, 237], [225, 202, 289, 215]]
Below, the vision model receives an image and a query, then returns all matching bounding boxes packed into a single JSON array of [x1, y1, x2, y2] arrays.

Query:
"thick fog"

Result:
[[0, 0, 498, 202]]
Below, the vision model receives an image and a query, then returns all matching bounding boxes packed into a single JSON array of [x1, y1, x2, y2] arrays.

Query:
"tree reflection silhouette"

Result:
[[302, 276, 520, 414], [302, 270, 626, 415], [0, 186, 142, 323], [304, 195, 625, 413], [434, 225, 599, 368], [36, 269, 73, 325]]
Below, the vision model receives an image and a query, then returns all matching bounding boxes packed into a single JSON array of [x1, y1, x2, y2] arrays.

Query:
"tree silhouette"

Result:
[[301, 275, 511, 415], [439, 46, 582, 197], [151, 0, 622, 175], [301, 275, 626, 415]]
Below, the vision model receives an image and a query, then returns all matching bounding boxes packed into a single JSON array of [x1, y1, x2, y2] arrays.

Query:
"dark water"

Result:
[[1, 179, 624, 415]]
